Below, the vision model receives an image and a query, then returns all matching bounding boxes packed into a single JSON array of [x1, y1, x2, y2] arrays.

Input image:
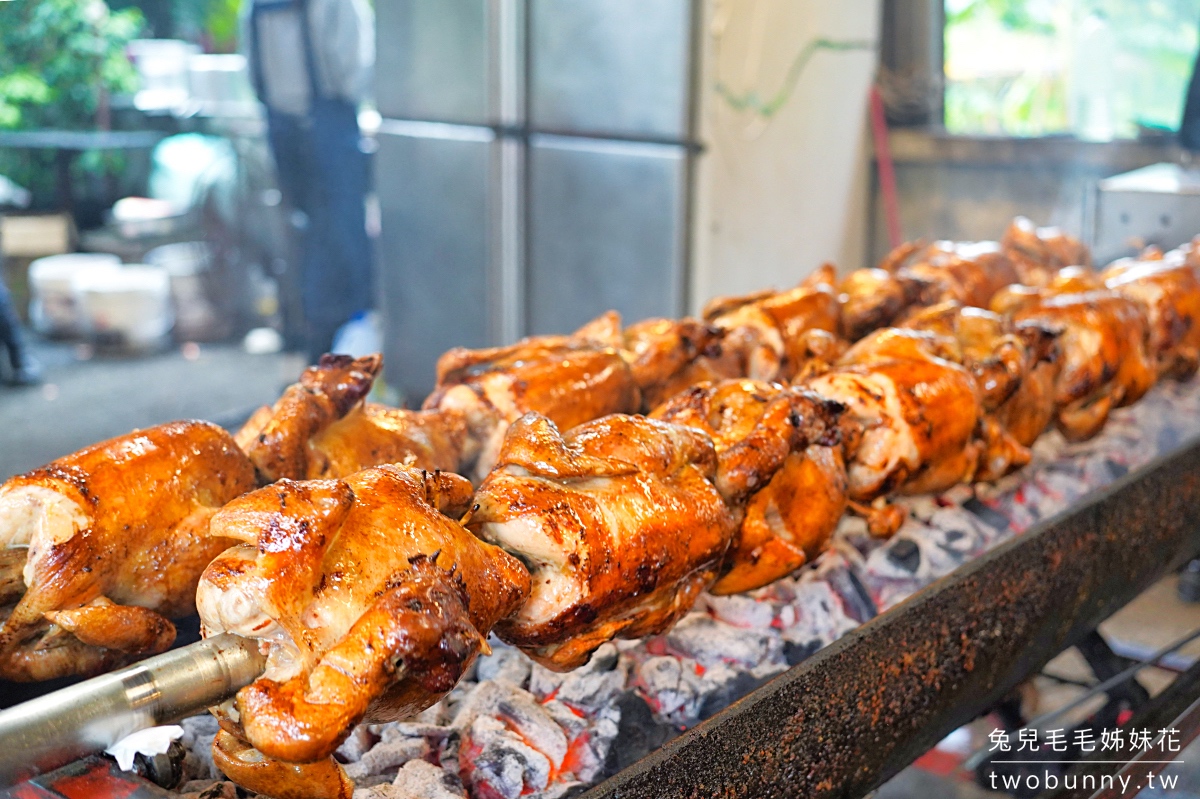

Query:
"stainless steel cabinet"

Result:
[[376, 123, 496, 401], [376, 0, 491, 123], [528, 0, 694, 139], [527, 135, 687, 335]]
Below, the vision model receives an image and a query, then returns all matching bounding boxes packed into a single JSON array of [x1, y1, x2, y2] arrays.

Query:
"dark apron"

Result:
[[249, 0, 373, 357]]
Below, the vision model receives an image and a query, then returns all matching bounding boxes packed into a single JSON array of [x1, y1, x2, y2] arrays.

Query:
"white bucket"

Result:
[[73, 265, 174, 349], [28, 253, 123, 337]]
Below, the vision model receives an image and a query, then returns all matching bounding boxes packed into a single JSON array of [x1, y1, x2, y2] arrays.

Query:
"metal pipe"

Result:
[[0, 633, 265, 786]]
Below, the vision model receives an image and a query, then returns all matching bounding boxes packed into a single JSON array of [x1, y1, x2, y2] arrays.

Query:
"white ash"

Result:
[[352, 760, 467, 799]]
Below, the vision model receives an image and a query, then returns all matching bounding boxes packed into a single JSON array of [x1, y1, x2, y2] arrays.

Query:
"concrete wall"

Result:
[[690, 0, 882, 311]]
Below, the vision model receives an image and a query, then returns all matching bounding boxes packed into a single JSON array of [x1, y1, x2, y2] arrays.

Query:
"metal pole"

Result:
[[0, 633, 265, 786]]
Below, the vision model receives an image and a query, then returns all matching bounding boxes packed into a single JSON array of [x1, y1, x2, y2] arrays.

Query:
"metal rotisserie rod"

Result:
[[0, 633, 265, 786]]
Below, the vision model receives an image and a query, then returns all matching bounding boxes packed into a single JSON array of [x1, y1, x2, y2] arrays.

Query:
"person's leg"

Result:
[[265, 111, 319, 355], [305, 99, 374, 353], [0, 278, 39, 385]]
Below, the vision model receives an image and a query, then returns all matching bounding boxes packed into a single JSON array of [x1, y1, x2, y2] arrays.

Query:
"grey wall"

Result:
[[868, 130, 1182, 266]]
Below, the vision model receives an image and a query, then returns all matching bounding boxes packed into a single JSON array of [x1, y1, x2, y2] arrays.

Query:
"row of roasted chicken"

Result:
[[2, 217, 1197, 799]]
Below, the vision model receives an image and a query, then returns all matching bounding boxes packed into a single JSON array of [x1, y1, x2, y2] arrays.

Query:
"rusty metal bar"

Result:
[[582, 435, 1200, 799]]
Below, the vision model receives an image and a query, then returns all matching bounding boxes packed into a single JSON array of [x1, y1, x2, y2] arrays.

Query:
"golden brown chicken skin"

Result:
[[468, 413, 736, 671], [237, 353, 470, 483], [996, 288, 1156, 442], [0, 421, 256, 681], [1101, 250, 1200, 380], [899, 301, 1062, 456], [802, 329, 985, 503], [650, 380, 847, 594], [196, 465, 529, 796], [838, 267, 929, 341], [700, 266, 843, 382], [1001, 216, 1093, 286], [423, 317, 640, 480], [618, 315, 727, 410]]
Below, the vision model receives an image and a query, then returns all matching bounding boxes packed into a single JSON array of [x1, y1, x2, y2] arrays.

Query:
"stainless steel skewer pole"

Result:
[[0, 633, 265, 786]]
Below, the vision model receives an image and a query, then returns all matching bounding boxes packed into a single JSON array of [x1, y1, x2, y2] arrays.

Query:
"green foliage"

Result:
[[0, 0, 144, 131], [0, 0, 144, 207], [944, 0, 1200, 138]]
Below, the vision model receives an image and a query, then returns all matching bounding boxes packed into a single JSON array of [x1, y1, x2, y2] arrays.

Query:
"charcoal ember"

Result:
[[631, 654, 705, 725], [344, 735, 430, 781], [378, 723, 454, 745], [475, 642, 532, 688], [178, 715, 221, 782], [604, 692, 678, 777], [355, 759, 467, 799], [664, 615, 784, 672], [177, 780, 238, 799], [702, 593, 774, 629], [337, 726, 378, 763], [450, 682, 569, 770], [542, 700, 620, 783], [698, 666, 774, 720], [528, 644, 626, 713], [775, 568, 862, 650], [460, 715, 553, 798]]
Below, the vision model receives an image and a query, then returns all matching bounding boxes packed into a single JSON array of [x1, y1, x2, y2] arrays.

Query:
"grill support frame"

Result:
[[583, 435, 1200, 799]]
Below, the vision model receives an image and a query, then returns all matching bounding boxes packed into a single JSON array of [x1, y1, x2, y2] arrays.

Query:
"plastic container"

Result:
[[28, 253, 123, 337], [145, 242, 220, 340], [73, 265, 174, 349]]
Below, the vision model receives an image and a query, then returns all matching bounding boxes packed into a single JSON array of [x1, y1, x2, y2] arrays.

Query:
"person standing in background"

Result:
[[243, 0, 375, 362], [0, 278, 40, 387]]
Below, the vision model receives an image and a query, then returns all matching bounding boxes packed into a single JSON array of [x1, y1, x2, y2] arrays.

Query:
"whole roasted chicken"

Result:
[[0, 421, 256, 681], [238, 354, 470, 483], [650, 380, 847, 594], [899, 301, 1062, 453], [1101, 249, 1200, 380], [992, 283, 1156, 442], [467, 412, 736, 671], [423, 316, 640, 480], [196, 465, 529, 799], [1001, 216, 1092, 286], [699, 265, 842, 382], [800, 328, 986, 533]]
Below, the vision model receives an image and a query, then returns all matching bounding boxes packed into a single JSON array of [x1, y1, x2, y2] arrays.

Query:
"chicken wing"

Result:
[[237, 354, 470, 483], [650, 380, 847, 594], [423, 317, 640, 480], [0, 421, 257, 681], [618, 316, 727, 410], [838, 267, 929, 341], [467, 413, 736, 671], [196, 465, 529, 796]]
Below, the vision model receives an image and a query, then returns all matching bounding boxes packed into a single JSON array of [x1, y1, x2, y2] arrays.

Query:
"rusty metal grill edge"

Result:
[[581, 435, 1200, 799]]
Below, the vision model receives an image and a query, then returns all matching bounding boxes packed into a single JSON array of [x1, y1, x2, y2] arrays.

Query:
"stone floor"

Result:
[[0, 339, 305, 480]]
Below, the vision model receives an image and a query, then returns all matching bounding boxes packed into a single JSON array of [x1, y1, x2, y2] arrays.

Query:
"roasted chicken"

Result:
[[1101, 249, 1200, 380], [1001, 216, 1092, 286], [237, 353, 470, 483], [467, 413, 736, 671], [423, 316, 640, 480], [800, 329, 986, 532], [0, 421, 256, 681], [899, 302, 1062, 452], [698, 265, 842, 381], [197, 465, 529, 798], [650, 380, 847, 594]]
